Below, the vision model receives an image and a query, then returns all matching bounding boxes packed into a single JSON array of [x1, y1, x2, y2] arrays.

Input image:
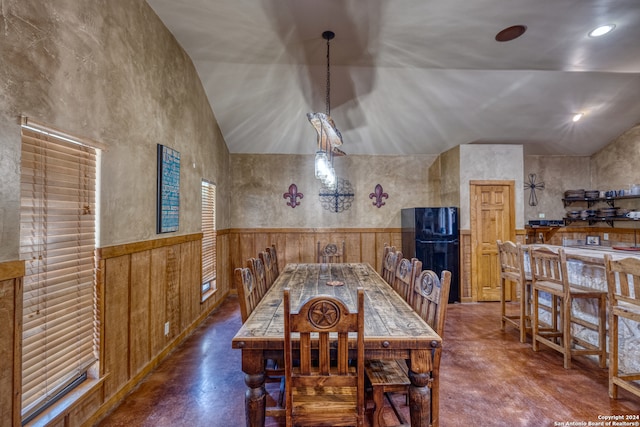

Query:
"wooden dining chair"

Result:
[[365, 269, 451, 427], [530, 247, 607, 369], [317, 240, 346, 263], [381, 245, 402, 286], [267, 244, 280, 279], [497, 240, 532, 343], [379, 243, 394, 274], [604, 254, 640, 400], [391, 257, 421, 303], [236, 263, 285, 413], [259, 250, 276, 289], [412, 270, 451, 427], [234, 267, 260, 323], [248, 256, 268, 298], [283, 287, 365, 427], [411, 270, 452, 339]]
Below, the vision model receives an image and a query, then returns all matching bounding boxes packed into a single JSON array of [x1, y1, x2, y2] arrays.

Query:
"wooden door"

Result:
[[470, 181, 515, 301]]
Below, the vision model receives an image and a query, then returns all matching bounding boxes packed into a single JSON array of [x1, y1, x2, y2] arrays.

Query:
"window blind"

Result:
[[201, 180, 216, 289], [19, 128, 97, 420]]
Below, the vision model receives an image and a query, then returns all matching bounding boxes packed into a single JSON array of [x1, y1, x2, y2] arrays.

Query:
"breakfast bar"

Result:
[[524, 244, 640, 373]]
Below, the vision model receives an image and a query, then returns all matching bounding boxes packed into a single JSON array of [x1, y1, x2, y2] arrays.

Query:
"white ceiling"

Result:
[[146, 0, 640, 156]]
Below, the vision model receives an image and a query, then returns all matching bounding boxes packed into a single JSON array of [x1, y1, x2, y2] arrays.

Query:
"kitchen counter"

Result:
[[561, 244, 640, 254], [526, 244, 640, 263], [522, 244, 639, 373]]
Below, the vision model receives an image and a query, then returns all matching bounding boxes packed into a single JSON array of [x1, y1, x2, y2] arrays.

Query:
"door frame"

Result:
[[469, 180, 516, 302]]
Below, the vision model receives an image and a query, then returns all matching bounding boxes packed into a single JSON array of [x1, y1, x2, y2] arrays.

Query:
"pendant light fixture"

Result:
[[308, 30, 346, 188]]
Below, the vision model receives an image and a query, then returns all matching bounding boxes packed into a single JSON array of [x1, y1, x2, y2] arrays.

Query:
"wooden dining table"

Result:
[[231, 262, 442, 427]]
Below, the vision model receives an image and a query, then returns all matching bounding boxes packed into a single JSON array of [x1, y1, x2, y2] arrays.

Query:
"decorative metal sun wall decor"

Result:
[[283, 183, 303, 208], [319, 178, 354, 213], [525, 173, 545, 206], [369, 184, 388, 208]]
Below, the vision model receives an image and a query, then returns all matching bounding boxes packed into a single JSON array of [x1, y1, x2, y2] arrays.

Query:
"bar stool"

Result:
[[604, 254, 640, 399], [530, 247, 607, 369], [497, 240, 531, 343]]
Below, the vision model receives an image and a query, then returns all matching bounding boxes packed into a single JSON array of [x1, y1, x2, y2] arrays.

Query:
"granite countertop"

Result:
[[524, 243, 640, 260], [567, 244, 640, 253]]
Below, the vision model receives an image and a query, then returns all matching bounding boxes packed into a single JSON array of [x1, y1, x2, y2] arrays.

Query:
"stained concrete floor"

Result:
[[97, 296, 640, 427]]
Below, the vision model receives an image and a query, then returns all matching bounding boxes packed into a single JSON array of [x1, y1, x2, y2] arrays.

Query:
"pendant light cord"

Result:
[[325, 35, 331, 116]]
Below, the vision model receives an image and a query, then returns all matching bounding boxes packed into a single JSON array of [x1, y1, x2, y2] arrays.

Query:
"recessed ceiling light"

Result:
[[495, 25, 527, 42], [588, 24, 615, 37], [572, 113, 584, 122]]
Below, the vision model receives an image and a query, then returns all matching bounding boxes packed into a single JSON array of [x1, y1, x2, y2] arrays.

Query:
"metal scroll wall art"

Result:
[[525, 173, 545, 206], [369, 184, 388, 208], [319, 178, 354, 213], [283, 183, 303, 208]]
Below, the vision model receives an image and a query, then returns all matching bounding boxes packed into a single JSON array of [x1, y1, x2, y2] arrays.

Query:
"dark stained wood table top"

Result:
[[232, 263, 441, 352]]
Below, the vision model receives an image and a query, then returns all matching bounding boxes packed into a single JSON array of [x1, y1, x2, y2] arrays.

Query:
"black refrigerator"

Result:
[[401, 207, 460, 303]]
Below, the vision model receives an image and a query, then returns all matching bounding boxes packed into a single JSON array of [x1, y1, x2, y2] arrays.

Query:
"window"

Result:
[[201, 180, 217, 300], [19, 126, 98, 422]]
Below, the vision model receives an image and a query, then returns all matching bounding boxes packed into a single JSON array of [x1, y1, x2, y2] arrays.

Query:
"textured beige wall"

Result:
[[426, 156, 442, 206], [592, 124, 640, 191], [439, 145, 461, 207], [0, 1, 229, 261], [230, 153, 438, 229], [523, 155, 591, 222], [591, 124, 640, 226], [230, 144, 527, 232], [1, 1, 638, 264], [523, 124, 640, 226], [459, 144, 524, 229]]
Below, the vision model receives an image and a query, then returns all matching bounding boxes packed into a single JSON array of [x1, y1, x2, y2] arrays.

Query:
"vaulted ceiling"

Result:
[[146, 0, 640, 156]]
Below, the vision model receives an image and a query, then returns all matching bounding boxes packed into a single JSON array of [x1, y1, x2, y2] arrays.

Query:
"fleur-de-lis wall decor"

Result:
[[369, 184, 389, 208], [283, 183, 303, 208]]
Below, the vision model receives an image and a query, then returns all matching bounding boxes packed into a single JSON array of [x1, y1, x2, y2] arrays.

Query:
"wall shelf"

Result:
[[563, 197, 613, 208], [563, 194, 640, 208], [563, 194, 640, 227], [563, 216, 640, 227]]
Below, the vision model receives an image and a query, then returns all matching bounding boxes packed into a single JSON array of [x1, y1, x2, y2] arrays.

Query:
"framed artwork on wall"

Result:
[[586, 235, 600, 246], [157, 144, 180, 233]]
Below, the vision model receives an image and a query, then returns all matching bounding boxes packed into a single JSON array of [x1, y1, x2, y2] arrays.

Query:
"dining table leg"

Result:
[[242, 349, 266, 427], [408, 348, 434, 427]]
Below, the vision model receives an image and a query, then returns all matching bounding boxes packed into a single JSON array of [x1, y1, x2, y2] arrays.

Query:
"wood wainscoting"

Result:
[[460, 230, 472, 302], [0, 260, 25, 426], [227, 228, 402, 287], [7, 225, 548, 425], [0, 232, 232, 427], [89, 232, 230, 425]]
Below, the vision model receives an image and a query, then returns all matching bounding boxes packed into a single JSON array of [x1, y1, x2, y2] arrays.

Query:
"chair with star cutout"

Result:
[[283, 287, 365, 427]]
